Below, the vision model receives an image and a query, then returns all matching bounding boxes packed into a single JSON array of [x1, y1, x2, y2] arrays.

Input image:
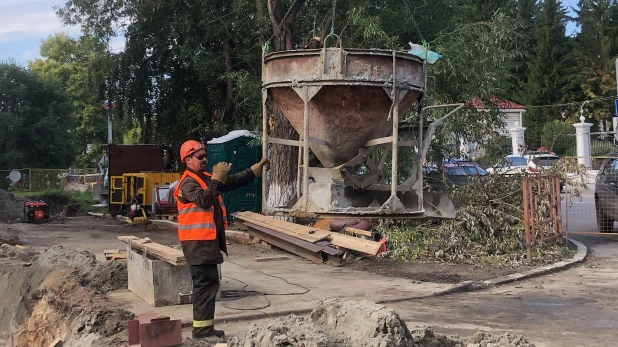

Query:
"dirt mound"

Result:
[[0, 189, 25, 221], [231, 315, 331, 347], [0, 243, 39, 260], [229, 299, 535, 347], [463, 331, 535, 347], [0, 230, 22, 245], [39, 245, 127, 293], [311, 299, 416, 347]]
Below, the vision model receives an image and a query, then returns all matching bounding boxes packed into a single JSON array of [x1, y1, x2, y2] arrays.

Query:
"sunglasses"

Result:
[[192, 153, 207, 161]]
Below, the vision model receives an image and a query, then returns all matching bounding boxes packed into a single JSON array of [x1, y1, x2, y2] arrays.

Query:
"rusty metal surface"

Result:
[[522, 175, 564, 263], [262, 48, 424, 167]]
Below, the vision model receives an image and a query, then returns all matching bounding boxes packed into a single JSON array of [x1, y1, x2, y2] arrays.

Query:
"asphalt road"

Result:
[[383, 191, 618, 347]]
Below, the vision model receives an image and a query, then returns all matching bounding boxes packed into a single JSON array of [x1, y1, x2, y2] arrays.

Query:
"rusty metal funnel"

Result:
[[261, 44, 455, 220], [263, 48, 425, 167]]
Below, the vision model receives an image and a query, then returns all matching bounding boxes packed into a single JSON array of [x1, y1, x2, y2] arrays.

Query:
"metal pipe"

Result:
[[302, 86, 310, 210], [422, 103, 464, 110], [296, 138, 303, 200], [391, 52, 399, 197], [261, 89, 268, 214]]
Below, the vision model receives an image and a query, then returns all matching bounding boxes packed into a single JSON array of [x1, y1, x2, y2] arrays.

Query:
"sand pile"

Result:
[[228, 299, 535, 347], [39, 245, 127, 293]]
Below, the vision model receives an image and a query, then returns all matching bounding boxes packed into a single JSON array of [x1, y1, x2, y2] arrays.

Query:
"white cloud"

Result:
[[0, 0, 79, 43]]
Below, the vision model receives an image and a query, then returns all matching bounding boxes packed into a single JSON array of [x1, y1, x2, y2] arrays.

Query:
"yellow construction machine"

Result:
[[110, 172, 181, 223]]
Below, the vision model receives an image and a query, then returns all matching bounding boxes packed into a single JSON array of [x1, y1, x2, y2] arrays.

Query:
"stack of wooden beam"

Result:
[[232, 212, 386, 266]]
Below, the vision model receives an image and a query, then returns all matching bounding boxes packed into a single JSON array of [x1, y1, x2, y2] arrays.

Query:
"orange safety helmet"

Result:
[[180, 140, 205, 160]]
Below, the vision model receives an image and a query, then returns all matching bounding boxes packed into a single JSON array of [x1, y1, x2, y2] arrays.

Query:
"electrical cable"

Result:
[[219, 260, 310, 311]]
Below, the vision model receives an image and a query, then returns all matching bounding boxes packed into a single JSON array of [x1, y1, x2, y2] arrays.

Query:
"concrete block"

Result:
[[127, 246, 192, 307]]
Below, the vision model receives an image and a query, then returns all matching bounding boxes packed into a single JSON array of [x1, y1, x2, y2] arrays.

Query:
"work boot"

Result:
[[193, 327, 225, 339]]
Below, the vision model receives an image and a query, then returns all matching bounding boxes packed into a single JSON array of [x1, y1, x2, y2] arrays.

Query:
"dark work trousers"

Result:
[[190, 263, 220, 337]]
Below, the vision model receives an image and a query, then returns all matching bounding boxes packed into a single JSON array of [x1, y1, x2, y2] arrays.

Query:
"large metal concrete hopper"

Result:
[[261, 42, 455, 219]]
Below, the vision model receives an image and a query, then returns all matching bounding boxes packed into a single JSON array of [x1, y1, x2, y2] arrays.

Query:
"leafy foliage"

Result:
[[0, 63, 76, 170], [29, 34, 113, 167], [379, 172, 574, 266]]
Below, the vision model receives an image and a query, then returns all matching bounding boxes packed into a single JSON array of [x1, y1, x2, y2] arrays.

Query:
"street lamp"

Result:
[[103, 100, 117, 144]]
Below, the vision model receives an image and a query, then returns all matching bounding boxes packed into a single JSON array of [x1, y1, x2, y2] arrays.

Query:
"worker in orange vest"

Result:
[[173, 140, 268, 341]]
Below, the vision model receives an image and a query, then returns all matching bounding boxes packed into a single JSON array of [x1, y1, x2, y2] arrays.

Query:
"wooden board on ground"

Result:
[[106, 253, 127, 261], [118, 236, 186, 266], [343, 227, 374, 238], [253, 255, 290, 262], [234, 212, 383, 255], [233, 212, 332, 243]]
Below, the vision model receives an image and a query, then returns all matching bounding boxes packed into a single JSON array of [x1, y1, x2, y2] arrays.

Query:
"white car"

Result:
[[486, 155, 534, 175]]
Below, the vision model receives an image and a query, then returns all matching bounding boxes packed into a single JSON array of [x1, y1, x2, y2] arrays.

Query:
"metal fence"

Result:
[[560, 156, 610, 235], [0, 168, 100, 192], [522, 175, 564, 263]]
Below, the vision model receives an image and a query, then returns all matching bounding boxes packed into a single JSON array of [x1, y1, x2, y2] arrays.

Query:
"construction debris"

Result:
[[252, 255, 290, 262], [128, 313, 182, 347], [228, 299, 536, 347], [233, 212, 386, 266]]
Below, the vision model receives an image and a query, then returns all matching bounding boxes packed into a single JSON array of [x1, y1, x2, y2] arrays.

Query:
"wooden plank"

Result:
[[235, 212, 382, 256], [244, 223, 325, 264], [252, 255, 290, 262], [103, 249, 120, 254], [233, 212, 331, 243], [328, 232, 382, 255], [118, 236, 186, 266], [106, 253, 127, 260], [342, 227, 373, 238]]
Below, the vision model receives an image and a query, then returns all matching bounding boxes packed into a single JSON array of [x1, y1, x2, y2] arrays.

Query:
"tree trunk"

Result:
[[222, 35, 234, 124], [265, 0, 306, 211]]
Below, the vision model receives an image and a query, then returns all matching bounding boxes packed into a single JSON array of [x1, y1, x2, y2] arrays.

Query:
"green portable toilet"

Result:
[[206, 130, 262, 222]]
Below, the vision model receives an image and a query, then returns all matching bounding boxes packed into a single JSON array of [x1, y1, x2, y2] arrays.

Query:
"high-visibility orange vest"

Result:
[[173, 170, 227, 241]]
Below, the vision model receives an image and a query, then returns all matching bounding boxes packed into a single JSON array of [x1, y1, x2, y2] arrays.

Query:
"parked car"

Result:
[[595, 152, 618, 232], [486, 154, 564, 191], [524, 153, 561, 171], [486, 155, 531, 175], [425, 161, 488, 192]]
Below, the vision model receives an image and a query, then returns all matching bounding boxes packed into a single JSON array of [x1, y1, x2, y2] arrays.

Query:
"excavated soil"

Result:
[[0, 245, 131, 347], [0, 189, 25, 222], [228, 299, 535, 347]]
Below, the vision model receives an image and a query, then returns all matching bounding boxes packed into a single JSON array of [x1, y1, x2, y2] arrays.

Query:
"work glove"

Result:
[[212, 162, 232, 183], [251, 157, 270, 177]]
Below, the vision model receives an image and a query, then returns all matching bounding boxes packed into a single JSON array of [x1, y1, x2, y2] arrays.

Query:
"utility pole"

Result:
[[614, 58, 618, 141], [103, 100, 117, 144]]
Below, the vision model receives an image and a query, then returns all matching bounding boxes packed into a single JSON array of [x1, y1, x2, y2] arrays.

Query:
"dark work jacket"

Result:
[[177, 167, 256, 265]]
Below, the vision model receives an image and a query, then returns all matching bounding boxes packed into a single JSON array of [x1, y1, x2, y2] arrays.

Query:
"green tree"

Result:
[[0, 62, 76, 169], [573, 0, 618, 127], [29, 33, 113, 167], [521, 0, 572, 147]]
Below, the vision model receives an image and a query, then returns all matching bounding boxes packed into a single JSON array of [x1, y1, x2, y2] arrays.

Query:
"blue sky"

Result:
[[0, 0, 124, 66], [2, 0, 579, 67]]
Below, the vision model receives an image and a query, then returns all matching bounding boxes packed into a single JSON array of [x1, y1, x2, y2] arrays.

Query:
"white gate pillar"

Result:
[[509, 122, 526, 156], [574, 116, 593, 168]]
